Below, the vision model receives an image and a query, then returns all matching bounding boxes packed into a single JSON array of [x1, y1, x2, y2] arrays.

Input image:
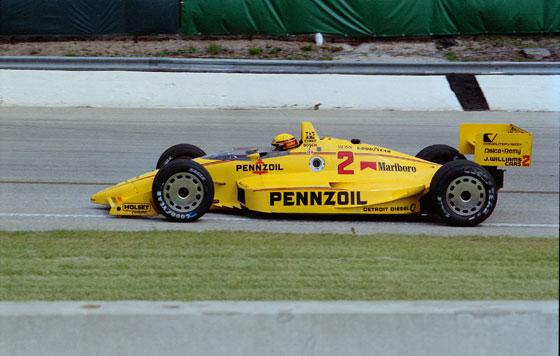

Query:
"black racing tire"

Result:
[[416, 144, 466, 165], [152, 159, 214, 222], [428, 160, 497, 227], [156, 144, 206, 169]]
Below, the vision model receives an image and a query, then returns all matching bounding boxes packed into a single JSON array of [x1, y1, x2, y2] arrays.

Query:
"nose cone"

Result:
[[90, 187, 112, 206], [89, 170, 157, 208]]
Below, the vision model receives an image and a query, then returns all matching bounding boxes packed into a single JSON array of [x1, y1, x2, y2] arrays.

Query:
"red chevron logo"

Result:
[[360, 161, 377, 171]]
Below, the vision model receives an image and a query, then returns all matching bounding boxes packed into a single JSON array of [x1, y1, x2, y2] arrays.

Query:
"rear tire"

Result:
[[152, 159, 214, 222], [156, 144, 206, 169], [429, 160, 497, 227], [416, 144, 465, 165]]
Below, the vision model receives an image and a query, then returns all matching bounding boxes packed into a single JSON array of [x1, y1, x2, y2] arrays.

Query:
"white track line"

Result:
[[0, 212, 558, 229], [0, 213, 105, 218], [0, 212, 251, 222], [481, 223, 560, 228]]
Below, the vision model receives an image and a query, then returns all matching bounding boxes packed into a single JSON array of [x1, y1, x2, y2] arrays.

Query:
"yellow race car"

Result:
[[91, 121, 532, 226]]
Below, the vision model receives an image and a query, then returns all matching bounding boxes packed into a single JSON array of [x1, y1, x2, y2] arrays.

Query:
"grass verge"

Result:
[[0, 231, 557, 301]]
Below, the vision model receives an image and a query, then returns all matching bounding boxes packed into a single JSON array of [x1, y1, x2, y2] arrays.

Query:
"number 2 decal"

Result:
[[338, 151, 354, 174], [522, 155, 531, 167]]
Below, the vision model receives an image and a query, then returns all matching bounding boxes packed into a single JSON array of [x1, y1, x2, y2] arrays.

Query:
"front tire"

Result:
[[152, 159, 214, 222], [428, 160, 497, 227]]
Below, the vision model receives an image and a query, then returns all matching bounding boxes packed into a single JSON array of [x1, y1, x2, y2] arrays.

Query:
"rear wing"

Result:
[[459, 124, 532, 167]]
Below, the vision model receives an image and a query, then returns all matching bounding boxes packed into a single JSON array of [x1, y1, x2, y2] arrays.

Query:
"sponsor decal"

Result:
[[337, 145, 391, 153], [305, 131, 316, 140], [483, 155, 530, 166], [477, 132, 531, 167], [362, 203, 416, 213], [122, 203, 151, 213], [360, 161, 416, 173], [269, 191, 367, 206], [360, 161, 377, 171], [303, 131, 318, 148], [482, 133, 521, 147], [484, 148, 522, 155], [188, 167, 207, 181], [377, 162, 416, 172], [483, 133, 497, 143], [356, 146, 391, 153], [156, 190, 197, 219], [362, 206, 389, 212], [236, 160, 284, 175], [337, 151, 416, 175]]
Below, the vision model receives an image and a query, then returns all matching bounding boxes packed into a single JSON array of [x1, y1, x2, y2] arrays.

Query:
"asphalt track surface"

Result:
[[1, 107, 558, 237]]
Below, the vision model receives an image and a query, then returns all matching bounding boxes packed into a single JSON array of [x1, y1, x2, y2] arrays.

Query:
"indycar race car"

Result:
[[91, 122, 532, 226]]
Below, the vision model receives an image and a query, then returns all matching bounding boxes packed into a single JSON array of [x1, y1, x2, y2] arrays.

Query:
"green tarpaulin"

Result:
[[0, 0, 179, 35], [1, 0, 557, 37], [181, 0, 560, 36]]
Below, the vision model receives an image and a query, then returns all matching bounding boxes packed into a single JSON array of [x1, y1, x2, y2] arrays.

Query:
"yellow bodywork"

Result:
[[91, 121, 530, 218], [91, 171, 158, 216]]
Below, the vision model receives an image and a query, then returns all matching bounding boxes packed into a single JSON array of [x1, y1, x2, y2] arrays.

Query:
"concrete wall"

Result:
[[1, 301, 557, 356], [0, 70, 558, 111], [478, 75, 560, 111]]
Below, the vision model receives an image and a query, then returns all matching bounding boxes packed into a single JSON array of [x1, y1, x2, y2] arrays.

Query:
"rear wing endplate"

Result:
[[459, 124, 532, 167]]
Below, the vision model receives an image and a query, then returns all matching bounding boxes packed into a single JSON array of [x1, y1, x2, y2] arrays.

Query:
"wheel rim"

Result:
[[162, 172, 204, 213], [445, 175, 486, 216]]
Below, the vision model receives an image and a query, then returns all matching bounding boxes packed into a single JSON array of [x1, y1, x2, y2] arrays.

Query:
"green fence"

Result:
[[1, 0, 558, 36], [181, 0, 560, 36], [0, 0, 179, 35]]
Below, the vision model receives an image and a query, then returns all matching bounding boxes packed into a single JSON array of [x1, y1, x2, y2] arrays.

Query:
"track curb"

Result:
[[1, 301, 557, 356]]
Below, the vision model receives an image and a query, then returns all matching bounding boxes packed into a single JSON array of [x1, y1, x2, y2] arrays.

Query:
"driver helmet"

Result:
[[272, 133, 299, 151]]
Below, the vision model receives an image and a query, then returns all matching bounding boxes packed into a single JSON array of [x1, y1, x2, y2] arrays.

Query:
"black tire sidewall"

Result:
[[156, 144, 206, 169], [416, 144, 466, 165], [430, 160, 497, 227], [152, 159, 214, 222]]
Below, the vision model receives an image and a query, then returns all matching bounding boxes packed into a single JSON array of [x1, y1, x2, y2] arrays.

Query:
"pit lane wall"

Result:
[[0, 301, 557, 356], [0, 69, 559, 111]]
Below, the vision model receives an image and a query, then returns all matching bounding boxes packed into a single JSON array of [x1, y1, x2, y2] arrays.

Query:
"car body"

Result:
[[91, 121, 532, 226]]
